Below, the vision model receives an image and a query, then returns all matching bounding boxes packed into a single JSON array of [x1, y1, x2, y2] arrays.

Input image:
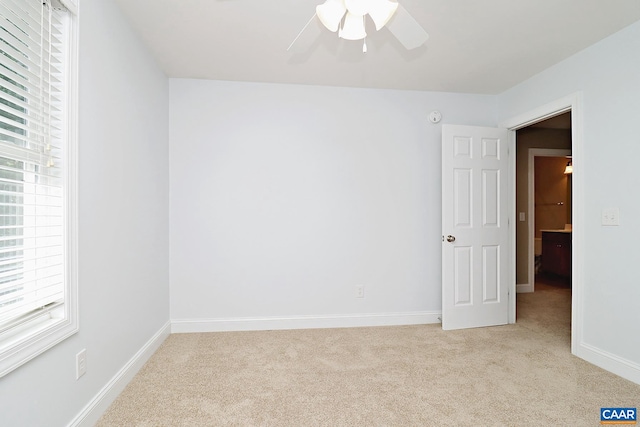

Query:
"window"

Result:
[[0, 0, 77, 377]]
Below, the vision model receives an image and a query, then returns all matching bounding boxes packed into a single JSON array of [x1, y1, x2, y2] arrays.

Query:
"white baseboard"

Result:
[[577, 342, 640, 386], [171, 311, 441, 333], [517, 283, 533, 293], [67, 321, 171, 427]]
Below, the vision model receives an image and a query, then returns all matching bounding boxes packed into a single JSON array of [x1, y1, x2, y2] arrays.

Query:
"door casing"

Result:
[[500, 92, 583, 355]]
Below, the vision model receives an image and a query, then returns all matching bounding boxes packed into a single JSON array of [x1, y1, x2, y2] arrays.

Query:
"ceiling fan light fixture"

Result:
[[368, 0, 399, 30], [316, 0, 347, 32], [344, 0, 369, 17], [339, 12, 367, 40], [289, 0, 427, 52]]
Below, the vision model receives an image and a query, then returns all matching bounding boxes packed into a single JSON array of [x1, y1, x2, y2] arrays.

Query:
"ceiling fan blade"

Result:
[[287, 14, 323, 53], [385, 4, 429, 50]]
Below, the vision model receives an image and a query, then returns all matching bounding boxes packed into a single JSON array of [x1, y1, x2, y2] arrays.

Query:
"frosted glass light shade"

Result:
[[316, 0, 347, 32], [339, 12, 367, 40], [344, 0, 368, 16], [368, 0, 399, 30]]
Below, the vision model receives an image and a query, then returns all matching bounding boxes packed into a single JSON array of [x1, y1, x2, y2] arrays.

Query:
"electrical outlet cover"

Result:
[[76, 349, 87, 379]]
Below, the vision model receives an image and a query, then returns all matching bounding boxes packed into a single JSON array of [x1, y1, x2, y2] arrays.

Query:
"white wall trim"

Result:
[[171, 312, 441, 333], [67, 321, 171, 427], [516, 283, 533, 293], [508, 131, 517, 321], [500, 93, 577, 130], [577, 342, 640, 386]]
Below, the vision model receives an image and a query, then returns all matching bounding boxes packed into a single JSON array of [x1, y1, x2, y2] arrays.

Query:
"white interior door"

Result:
[[442, 125, 510, 330]]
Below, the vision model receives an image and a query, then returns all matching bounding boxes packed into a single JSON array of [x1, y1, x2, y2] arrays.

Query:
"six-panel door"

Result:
[[442, 125, 510, 330]]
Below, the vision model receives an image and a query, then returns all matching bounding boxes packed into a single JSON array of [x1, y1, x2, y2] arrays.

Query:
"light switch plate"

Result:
[[602, 207, 620, 226], [519, 212, 525, 222]]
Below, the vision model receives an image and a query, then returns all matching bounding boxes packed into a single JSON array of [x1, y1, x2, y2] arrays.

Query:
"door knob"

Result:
[[446, 235, 456, 243]]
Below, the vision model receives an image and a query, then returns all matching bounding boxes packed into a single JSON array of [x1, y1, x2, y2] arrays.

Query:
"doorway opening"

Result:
[[501, 92, 582, 354], [515, 111, 572, 341]]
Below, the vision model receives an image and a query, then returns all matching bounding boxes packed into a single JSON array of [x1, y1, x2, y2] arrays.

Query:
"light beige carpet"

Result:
[[97, 283, 640, 426]]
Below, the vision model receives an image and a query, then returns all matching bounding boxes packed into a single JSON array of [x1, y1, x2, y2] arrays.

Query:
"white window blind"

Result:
[[0, 0, 76, 376]]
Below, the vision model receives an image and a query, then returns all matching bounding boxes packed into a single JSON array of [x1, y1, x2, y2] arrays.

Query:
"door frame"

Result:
[[523, 148, 572, 293], [500, 92, 583, 355]]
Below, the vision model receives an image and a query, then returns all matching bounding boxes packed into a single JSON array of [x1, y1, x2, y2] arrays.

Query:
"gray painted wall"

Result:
[[0, 0, 170, 425], [168, 79, 495, 325]]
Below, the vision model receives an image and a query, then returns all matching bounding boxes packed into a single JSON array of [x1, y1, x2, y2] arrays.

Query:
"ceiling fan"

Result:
[[287, 0, 429, 53]]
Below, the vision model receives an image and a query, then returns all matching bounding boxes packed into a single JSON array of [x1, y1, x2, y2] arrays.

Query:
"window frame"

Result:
[[0, 0, 78, 378]]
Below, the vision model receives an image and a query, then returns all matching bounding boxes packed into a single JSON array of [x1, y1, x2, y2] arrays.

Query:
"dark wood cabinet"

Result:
[[542, 231, 572, 278]]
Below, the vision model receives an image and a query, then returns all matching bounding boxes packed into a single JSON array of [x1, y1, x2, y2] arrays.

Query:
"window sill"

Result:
[[0, 311, 78, 378]]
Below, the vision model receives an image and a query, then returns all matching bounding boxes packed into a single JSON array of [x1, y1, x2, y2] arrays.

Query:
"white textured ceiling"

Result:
[[113, 0, 640, 94]]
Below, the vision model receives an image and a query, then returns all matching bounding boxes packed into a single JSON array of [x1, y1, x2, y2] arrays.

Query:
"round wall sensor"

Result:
[[429, 111, 442, 123]]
